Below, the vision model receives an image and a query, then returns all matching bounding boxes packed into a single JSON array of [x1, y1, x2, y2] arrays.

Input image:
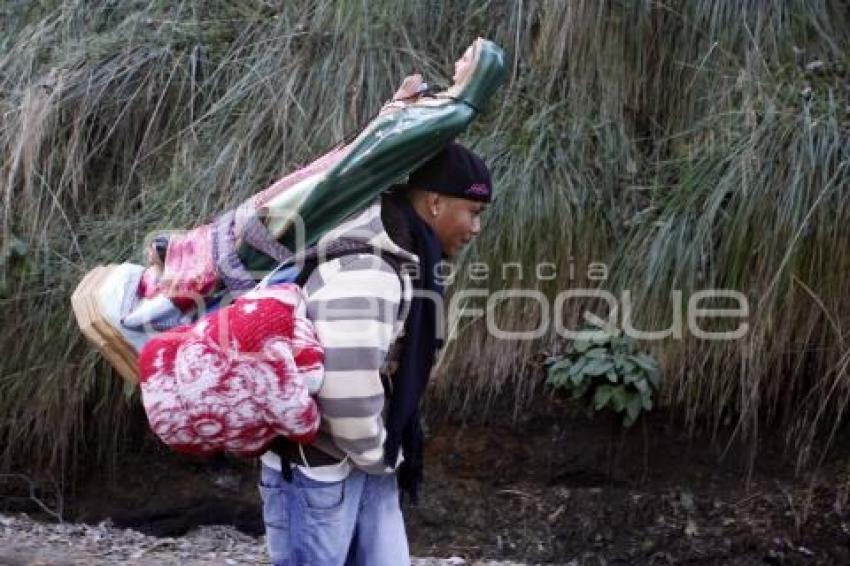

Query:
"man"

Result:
[[258, 143, 491, 565]]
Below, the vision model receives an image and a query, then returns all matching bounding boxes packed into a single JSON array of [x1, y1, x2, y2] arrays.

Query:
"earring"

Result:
[[431, 208, 438, 217]]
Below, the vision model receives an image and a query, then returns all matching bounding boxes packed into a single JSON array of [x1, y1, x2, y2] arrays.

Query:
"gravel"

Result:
[[0, 513, 527, 565]]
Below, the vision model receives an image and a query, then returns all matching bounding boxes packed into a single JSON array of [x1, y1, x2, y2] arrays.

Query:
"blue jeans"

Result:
[[259, 464, 410, 566]]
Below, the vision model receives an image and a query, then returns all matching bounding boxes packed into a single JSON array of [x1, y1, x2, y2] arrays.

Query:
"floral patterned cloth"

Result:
[[138, 283, 323, 456]]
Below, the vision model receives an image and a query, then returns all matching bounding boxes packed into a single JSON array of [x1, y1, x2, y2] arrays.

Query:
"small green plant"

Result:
[[546, 329, 661, 427]]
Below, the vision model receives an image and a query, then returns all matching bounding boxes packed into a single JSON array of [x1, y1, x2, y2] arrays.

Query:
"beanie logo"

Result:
[[467, 183, 490, 197]]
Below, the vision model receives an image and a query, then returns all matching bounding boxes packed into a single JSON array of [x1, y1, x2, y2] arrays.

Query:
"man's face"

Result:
[[430, 195, 487, 257]]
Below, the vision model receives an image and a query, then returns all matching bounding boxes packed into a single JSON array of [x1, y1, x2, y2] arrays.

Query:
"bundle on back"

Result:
[[70, 39, 505, 455]]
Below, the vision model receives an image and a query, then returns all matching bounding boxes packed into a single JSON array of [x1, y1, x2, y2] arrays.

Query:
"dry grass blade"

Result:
[[0, 0, 848, 483]]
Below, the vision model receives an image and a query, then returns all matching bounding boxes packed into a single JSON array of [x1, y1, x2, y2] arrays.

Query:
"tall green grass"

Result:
[[0, 0, 847, 481]]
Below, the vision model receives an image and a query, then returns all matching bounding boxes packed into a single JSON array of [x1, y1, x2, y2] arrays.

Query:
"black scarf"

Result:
[[383, 198, 444, 504]]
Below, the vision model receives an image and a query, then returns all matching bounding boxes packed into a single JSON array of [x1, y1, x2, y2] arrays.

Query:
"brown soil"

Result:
[[6, 400, 850, 565]]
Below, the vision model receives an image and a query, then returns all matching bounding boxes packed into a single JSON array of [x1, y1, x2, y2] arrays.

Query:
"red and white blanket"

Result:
[[138, 283, 322, 456]]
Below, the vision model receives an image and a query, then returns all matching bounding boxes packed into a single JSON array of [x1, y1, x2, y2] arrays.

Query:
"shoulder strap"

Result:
[[294, 245, 403, 292]]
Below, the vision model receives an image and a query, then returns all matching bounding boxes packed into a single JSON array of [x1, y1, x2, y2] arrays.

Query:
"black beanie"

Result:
[[408, 143, 492, 203]]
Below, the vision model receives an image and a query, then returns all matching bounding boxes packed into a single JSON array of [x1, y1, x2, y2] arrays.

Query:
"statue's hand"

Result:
[[380, 74, 425, 116], [391, 73, 424, 102]]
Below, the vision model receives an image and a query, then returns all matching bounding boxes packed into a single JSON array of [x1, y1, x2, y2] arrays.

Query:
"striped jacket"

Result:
[[261, 199, 416, 474]]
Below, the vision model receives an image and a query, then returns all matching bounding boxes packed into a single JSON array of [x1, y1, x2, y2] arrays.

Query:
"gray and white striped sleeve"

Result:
[[304, 254, 402, 473]]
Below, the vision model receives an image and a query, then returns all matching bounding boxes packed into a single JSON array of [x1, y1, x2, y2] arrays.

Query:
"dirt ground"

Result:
[[4, 400, 850, 565], [0, 513, 520, 565]]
